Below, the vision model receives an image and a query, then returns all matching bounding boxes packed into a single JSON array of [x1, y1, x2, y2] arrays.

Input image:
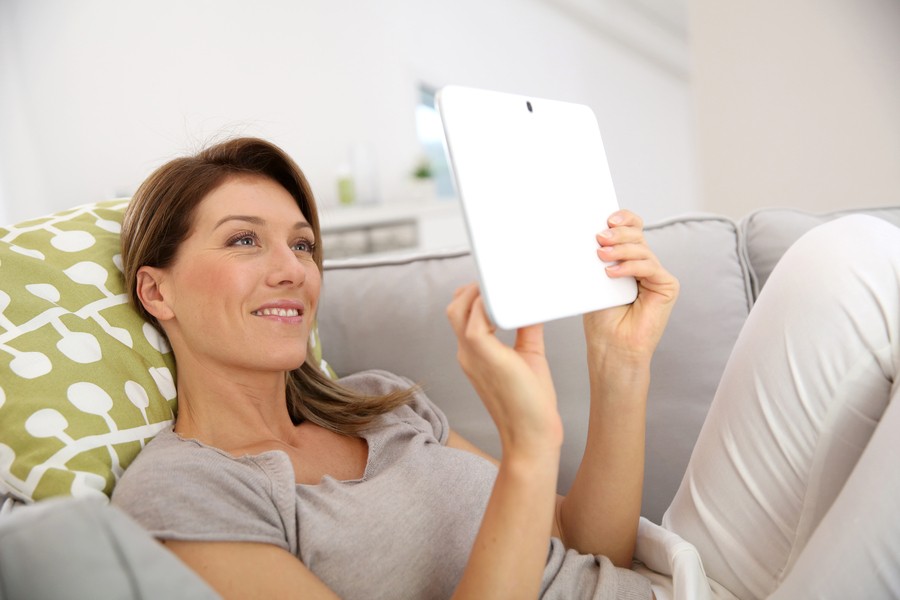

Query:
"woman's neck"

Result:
[[172, 359, 298, 451]]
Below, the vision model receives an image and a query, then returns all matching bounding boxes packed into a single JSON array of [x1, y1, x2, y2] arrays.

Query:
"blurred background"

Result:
[[1, 0, 898, 254]]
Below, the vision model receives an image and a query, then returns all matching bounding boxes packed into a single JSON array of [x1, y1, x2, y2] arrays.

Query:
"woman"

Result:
[[112, 137, 900, 599]]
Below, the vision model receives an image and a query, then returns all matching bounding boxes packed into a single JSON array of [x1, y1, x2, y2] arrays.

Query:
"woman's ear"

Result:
[[136, 266, 175, 322]]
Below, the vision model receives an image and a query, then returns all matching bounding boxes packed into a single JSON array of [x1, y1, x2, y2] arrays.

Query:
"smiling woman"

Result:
[[136, 177, 320, 376], [109, 135, 668, 600], [119, 138, 415, 437], [107, 136, 900, 600]]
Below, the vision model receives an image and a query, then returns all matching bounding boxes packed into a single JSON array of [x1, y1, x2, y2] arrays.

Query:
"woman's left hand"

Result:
[[585, 210, 679, 364]]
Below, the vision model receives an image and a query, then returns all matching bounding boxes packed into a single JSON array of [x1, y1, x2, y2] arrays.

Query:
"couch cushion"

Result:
[[741, 206, 900, 297], [318, 214, 752, 523], [0, 201, 177, 503], [0, 201, 332, 504], [636, 216, 752, 521]]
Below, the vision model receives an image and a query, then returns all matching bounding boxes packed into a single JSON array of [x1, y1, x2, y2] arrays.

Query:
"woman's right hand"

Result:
[[446, 283, 563, 458]]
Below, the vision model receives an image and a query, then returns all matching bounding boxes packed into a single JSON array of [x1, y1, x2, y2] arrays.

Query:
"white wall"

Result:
[[0, 0, 697, 226], [690, 0, 900, 218]]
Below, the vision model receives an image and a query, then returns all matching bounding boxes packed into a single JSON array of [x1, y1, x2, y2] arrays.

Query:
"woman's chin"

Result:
[[259, 353, 308, 373]]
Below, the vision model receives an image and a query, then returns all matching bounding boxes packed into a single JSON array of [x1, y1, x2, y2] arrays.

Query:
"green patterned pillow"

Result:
[[0, 200, 332, 503]]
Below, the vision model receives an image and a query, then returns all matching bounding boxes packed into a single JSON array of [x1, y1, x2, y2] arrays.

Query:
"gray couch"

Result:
[[1, 206, 897, 599], [316, 206, 900, 523]]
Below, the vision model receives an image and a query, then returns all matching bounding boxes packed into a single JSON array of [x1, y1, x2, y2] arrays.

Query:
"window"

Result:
[[414, 85, 456, 198]]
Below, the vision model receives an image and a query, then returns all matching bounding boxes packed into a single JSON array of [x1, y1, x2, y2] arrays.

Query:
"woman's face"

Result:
[[150, 175, 321, 375]]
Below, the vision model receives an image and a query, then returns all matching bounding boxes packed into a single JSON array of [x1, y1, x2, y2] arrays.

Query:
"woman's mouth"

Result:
[[253, 307, 302, 318], [251, 302, 306, 323]]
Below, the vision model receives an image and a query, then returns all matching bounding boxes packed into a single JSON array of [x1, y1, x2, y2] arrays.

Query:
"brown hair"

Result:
[[121, 137, 413, 435]]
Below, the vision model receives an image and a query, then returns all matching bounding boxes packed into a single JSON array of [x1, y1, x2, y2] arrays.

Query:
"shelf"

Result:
[[318, 199, 468, 258]]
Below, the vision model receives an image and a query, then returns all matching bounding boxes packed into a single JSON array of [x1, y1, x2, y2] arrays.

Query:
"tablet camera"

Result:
[[527, 101, 533, 113]]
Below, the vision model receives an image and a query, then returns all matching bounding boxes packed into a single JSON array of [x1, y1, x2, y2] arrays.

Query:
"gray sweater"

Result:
[[112, 370, 651, 600]]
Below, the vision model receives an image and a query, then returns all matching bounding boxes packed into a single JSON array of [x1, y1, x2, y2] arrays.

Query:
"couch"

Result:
[[317, 205, 900, 523], [1, 205, 898, 599]]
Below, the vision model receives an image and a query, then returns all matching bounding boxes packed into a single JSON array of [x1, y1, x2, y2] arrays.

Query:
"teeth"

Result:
[[255, 308, 300, 317]]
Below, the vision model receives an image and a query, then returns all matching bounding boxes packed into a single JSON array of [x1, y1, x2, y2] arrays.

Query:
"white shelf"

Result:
[[319, 200, 455, 230], [318, 199, 468, 258]]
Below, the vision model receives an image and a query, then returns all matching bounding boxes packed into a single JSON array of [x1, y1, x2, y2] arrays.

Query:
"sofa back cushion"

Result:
[[741, 206, 900, 297], [318, 215, 752, 523]]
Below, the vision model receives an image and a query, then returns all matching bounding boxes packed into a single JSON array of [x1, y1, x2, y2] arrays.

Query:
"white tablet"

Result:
[[437, 85, 637, 330]]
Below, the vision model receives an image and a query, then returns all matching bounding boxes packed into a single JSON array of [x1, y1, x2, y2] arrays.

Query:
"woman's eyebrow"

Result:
[[213, 215, 312, 231], [214, 215, 265, 229]]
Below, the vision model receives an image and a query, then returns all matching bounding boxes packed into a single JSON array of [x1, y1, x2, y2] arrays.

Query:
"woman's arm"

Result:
[[163, 540, 339, 600], [558, 210, 679, 566], [444, 210, 676, 592], [446, 285, 563, 599]]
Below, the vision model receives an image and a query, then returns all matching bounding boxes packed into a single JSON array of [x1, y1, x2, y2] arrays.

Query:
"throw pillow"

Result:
[[0, 200, 332, 503]]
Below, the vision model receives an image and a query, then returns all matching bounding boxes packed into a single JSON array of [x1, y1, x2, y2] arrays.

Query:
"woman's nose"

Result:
[[266, 245, 306, 287]]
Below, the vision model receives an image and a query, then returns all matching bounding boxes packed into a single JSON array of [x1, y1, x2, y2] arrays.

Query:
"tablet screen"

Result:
[[437, 85, 637, 329]]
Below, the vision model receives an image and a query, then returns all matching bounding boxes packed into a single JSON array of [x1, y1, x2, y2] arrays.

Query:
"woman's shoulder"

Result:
[[336, 368, 415, 395], [117, 426, 238, 478], [111, 426, 293, 510], [111, 426, 298, 550], [340, 369, 450, 444], [116, 426, 191, 476]]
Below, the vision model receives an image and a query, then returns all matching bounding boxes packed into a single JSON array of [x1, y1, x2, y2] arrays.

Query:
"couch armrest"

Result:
[[0, 498, 218, 599]]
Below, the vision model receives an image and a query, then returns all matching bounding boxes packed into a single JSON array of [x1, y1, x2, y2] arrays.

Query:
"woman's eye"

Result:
[[292, 239, 316, 254], [228, 232, 258, 247]]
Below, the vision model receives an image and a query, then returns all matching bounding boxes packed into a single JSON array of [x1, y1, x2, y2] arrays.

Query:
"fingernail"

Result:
[[598, 229, 613, 239], [609, 215, 624, 225]]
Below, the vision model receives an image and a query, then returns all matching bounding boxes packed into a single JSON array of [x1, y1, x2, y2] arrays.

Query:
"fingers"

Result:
[[469, 295, 497, 338], [595, 212, 678, 296], [514, 323, 545, 356], [605, 256, 664, 282], [608, 209, 643, 230], [597, 210, 644, 247], [597, 238, 652, 264], [447, 283, 479, 337], [596, 209, 650, 269], [447, 283, 496, 343]]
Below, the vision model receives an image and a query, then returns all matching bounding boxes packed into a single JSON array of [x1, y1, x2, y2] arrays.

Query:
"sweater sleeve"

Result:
[[404, 386, 450, 444], [111, 429, 298, 553]]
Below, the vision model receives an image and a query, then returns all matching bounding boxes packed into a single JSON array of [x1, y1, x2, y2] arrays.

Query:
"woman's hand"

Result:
[[447, 285, 562, 599], [586, 210, 679, 365], [446, 284, 563, 457]]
